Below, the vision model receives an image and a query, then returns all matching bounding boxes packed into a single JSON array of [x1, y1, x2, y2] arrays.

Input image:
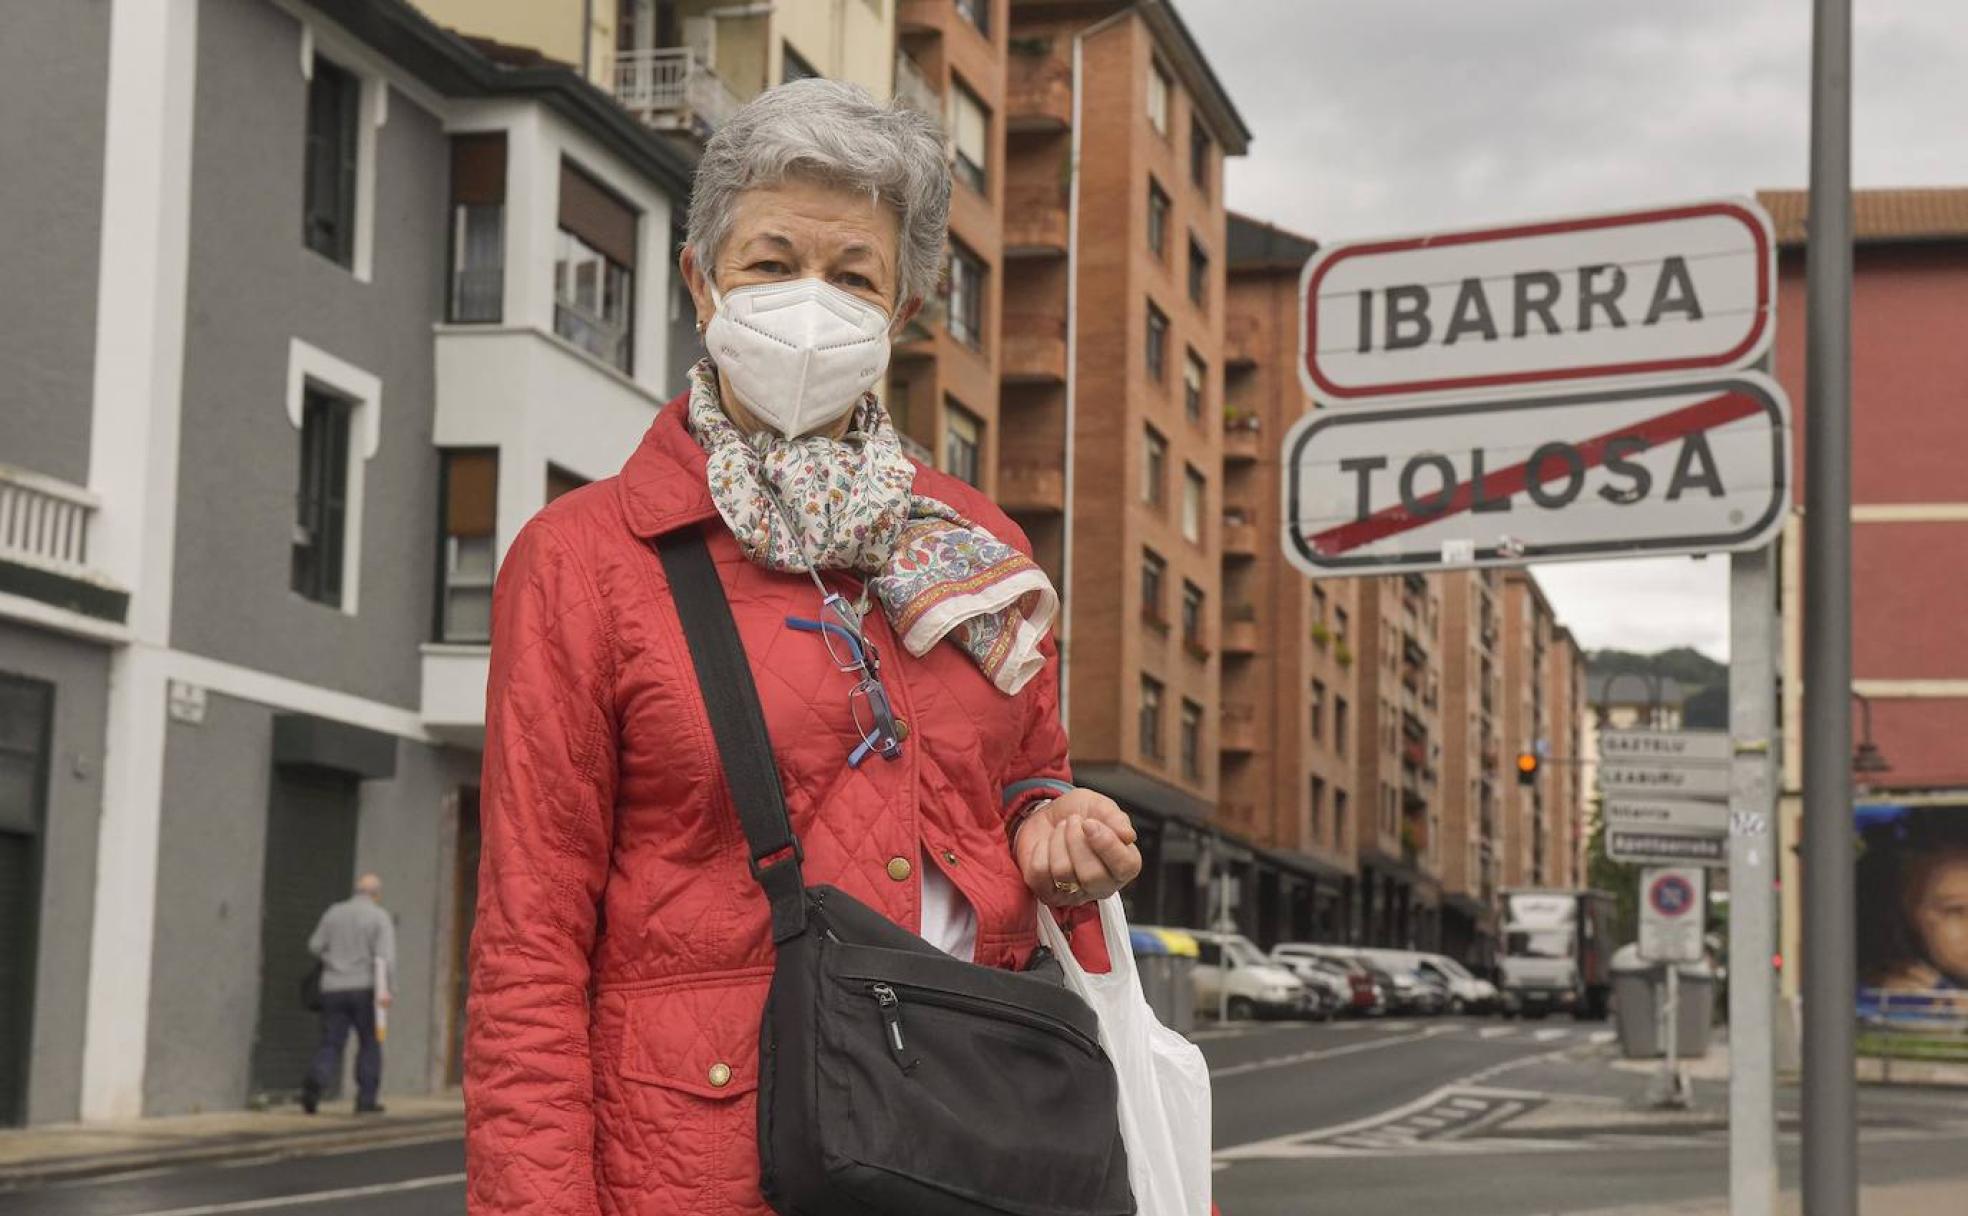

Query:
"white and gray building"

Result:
[[0, 0, 695, 1124]]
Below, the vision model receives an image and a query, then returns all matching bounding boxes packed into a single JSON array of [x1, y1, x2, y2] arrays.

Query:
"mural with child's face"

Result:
[[1857, 806, 1968, 1019]]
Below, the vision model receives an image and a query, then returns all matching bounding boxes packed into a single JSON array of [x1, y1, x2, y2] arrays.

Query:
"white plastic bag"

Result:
[[1037, 897, 1213, 1216]]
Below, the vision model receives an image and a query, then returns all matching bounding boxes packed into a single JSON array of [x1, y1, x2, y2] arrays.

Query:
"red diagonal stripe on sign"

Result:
[[1308, 390, 1764, 556]]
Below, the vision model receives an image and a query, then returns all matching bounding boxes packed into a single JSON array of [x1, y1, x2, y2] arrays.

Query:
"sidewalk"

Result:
[[0, 1092, 463, 1188], [1586, 1180, 1964, 1216]]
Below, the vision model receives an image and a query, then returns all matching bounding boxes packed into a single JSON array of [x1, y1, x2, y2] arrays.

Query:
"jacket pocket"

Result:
[[617, 968, 772, 1101]]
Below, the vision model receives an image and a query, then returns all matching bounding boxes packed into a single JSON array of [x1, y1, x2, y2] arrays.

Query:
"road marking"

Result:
[[1380, 1021, 1416, 1032], [125, 1174, 466, 1215], [1208, 1027, 1450, 1080], [1534, 1028, 1570, 1042], [1589, 1030, 1616, 1045], [1478, 1027, 1515, 1040]]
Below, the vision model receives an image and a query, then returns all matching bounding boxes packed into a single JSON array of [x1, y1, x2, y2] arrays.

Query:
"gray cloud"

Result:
[[1177, 0, 1968, 657]]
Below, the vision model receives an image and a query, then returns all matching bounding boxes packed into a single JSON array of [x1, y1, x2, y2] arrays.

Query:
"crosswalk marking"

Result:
[[1533, 1028, 1569, 1042], [1478, 1026, 1514, 1039]]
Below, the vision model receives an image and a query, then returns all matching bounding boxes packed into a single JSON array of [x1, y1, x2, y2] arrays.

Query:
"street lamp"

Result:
[[1850, 692, 1890, 780]]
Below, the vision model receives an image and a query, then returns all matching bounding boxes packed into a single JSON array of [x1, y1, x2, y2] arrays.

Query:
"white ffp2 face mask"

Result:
[[703, 277, 893, 437]]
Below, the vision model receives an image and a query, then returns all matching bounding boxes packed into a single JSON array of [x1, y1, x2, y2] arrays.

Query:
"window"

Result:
[[1188, 237, 1209, 308], [1143, 426, 1167, 506], [1147, 61, 1171, 135], [1140, 549, 1166, 626], [1181, 582, 1204, 649], [950, 79, 989, 194], [956, 0, 990, 35], [1335, 788, 1350, 849], [1180, 700, 1203, 781], [555, 163, 638, 373], [1139, 676, 1165, 761], [1183, 351, 1206, 423], [1310, 775, 1327, 841], [291, 387, 353, 607], [1313, 586, 1328, 628], [436, 450, 497, 641], [1181, 467, 1205, 543], [942, 400, 982, 485], [1146, 302, 1168, 381], [546, 465, 587, 504], [1147, 177, 1170, 258], [1335, 606, 1350, 642], [1310, 678, 1326, 740], [448, 134, 506, 323], [1189, 116, 1212, 194], [782, 42, 819, 83], [946, 241, 985, 348], [1335, 696, 1349, 756], [303, 57, 360, 267]]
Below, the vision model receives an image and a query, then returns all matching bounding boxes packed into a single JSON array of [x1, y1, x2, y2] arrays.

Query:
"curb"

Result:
[[0, 1115, 464, 1190]]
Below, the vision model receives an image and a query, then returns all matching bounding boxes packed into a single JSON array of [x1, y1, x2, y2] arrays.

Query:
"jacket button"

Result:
[[893, 717, 911, 741], [941, 849, 959, 866], [886, 856, 913, 882], [708, 1062, 732, 1088]]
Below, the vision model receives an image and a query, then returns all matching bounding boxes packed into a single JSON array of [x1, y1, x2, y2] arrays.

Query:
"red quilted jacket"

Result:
[[465, 392, 1107, 1214]]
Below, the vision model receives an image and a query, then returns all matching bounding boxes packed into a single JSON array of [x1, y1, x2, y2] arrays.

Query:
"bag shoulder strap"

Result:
[[654, 528, 807, 941]]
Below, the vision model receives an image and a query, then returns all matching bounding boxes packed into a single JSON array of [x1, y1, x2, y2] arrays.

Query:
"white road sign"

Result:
[[1599, 759, 1732, 801], [1611, 828, 1727, 868], [1604, 796, 1731, 835], [1281, 374, 1790, 574], [1298, 199, 1775, 405], [1640, 867, 1708, 963], [1599, 729, 1732, 765]]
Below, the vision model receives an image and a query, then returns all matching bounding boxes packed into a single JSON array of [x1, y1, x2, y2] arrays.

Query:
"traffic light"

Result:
[[1516, 751, 1539, 786]]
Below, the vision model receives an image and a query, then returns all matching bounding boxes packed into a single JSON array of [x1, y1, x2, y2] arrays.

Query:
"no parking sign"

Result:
[[1640, 866, 1707, 963]]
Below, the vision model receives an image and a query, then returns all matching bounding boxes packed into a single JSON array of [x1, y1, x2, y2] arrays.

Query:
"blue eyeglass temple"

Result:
[[788, 616, 902, 767], [788, 615, 867, 665]]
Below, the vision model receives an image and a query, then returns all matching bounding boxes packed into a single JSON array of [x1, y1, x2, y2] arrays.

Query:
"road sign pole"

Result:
[[1729, 544, 1779, 1216], [1802, 0, 1857, 1211]]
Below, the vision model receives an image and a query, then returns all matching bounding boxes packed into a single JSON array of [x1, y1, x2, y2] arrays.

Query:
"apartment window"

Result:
[[1183, 350, 1206, 423], [303, 57, 360, 267], [1181, 582, 1205, 649], [1143, 426, 1167, 506], [1146, 302, 1168, 381], [1311, 678, 1326, 740], [1335, 606, 1350, 642], [1181, 467, 1205, 543], [291, 387, 353, 607], [1335, 788, 1350, 849], [436, 450, 497, 641], [555, 162, 638, 373], [546, 465, 588, 504], [942, 399, 982, 486], [1310, 775, 1327, 841], [950, 79, 990, 194], [1189, 116, 1212, 194], [956, 0, 991, 35], [1180, 700, 1203, 781], [1335, 696, 1349, 756], [1313, 586, 1328, 628], [782, 43, 819, 83], [1147, 60, 1171, 135], [1140, 549, 1167, 626], [1187, 237, 1209, 308], [1147, 177, 1170, 258], [1139, 676, 1165, 761], [448, 134, 506, 323], [946, 241, 985, 348]]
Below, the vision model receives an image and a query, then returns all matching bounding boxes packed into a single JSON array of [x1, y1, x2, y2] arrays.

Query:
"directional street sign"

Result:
[[1640, 867, 1708, 962], [1282, 375, 1790, 574], [1610, 828, 1728, 867], [1599, 759, 1732, 801], [1599, 729, 1732, 765], [1604, 796, 1731, 834], [1299, 199, 1775, 406]]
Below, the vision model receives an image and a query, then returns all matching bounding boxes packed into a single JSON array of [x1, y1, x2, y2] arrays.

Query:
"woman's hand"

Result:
[[1014, 790, 1143, 907]]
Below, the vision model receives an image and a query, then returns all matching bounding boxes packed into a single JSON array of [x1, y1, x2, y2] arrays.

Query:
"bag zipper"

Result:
[[867, 979, 1099, 1057], [869, 983, 917, 1072]]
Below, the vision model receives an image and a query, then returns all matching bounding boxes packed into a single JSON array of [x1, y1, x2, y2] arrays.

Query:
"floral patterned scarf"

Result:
[[685, 360, 1057, 696]]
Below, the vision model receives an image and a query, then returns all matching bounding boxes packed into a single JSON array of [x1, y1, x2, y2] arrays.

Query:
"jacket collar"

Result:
[[618, 390, 725, 538]]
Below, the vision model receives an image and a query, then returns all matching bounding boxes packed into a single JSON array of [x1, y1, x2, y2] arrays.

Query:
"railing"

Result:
[[894, 52, 942, 125], [613, 48, 742, 135], [0, 465, 101, 583]]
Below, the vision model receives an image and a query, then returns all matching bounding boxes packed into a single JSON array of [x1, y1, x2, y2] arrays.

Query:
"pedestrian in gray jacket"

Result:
[[301, 873, 395, 1114]]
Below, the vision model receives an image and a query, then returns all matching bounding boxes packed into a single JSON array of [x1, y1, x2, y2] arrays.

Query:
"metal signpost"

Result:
[[1641, 867, 1707, 1110], [1289, 195, 1788, 1213]]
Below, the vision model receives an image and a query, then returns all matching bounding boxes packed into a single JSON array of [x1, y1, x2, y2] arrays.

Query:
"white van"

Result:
[[1184, 929, 1316, 1021]]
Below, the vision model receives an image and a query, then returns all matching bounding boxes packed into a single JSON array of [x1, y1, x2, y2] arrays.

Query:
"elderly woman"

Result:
[[465, 79, 1142, 1215]]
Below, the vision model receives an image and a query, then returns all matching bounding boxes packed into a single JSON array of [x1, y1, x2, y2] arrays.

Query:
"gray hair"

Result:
[[686, 77, 952, 307]]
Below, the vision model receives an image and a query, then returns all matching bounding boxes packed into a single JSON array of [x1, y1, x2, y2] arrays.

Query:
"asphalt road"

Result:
[[5, 1016, 1966, 1216]]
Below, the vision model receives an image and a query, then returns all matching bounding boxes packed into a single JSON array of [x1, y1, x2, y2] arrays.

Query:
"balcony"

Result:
[[1001, 314, 1067, 382], [1003, 183, 1069, 255], [1007, 53, 1072, 131], [0, 465, 127, 623], [894, 51, 942, 128], [1221, 507, 1257, 558], [1402, 634, 1429, 668], [1224, 412, 1262, 463], [433, 325, 667, 476], [1222, 603, 1259, 654], [1220, 701, 1257, 753], [1224, 313, 1261, 367], [613, 48, 742, 139], [420, 642, 490, 747], [998, 464, 1065, 514]]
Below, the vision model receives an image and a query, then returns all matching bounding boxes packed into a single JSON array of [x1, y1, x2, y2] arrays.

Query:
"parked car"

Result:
[[1349, 951, 1434, 1014], [1143, 928, 1317, 1021], [1270, 943, 1385, 1016], [1416, 953, 1501, 1015], [1269, 949, 1352, 1016]]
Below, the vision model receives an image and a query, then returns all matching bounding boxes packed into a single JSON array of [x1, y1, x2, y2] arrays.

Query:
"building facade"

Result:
[[0, 0, 692, 1125], [1440, 569, 1505, 965]]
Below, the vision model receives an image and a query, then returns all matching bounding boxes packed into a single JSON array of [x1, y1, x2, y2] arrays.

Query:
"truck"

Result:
[[1497, 888, 1616, 1019]]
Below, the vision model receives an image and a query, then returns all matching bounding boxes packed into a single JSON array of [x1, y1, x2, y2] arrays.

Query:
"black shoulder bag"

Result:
[[656, 528, 1135, 1216]]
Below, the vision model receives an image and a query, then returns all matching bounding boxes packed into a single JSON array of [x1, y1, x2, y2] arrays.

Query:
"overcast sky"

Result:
[[1172, 0, 1968, 659]]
